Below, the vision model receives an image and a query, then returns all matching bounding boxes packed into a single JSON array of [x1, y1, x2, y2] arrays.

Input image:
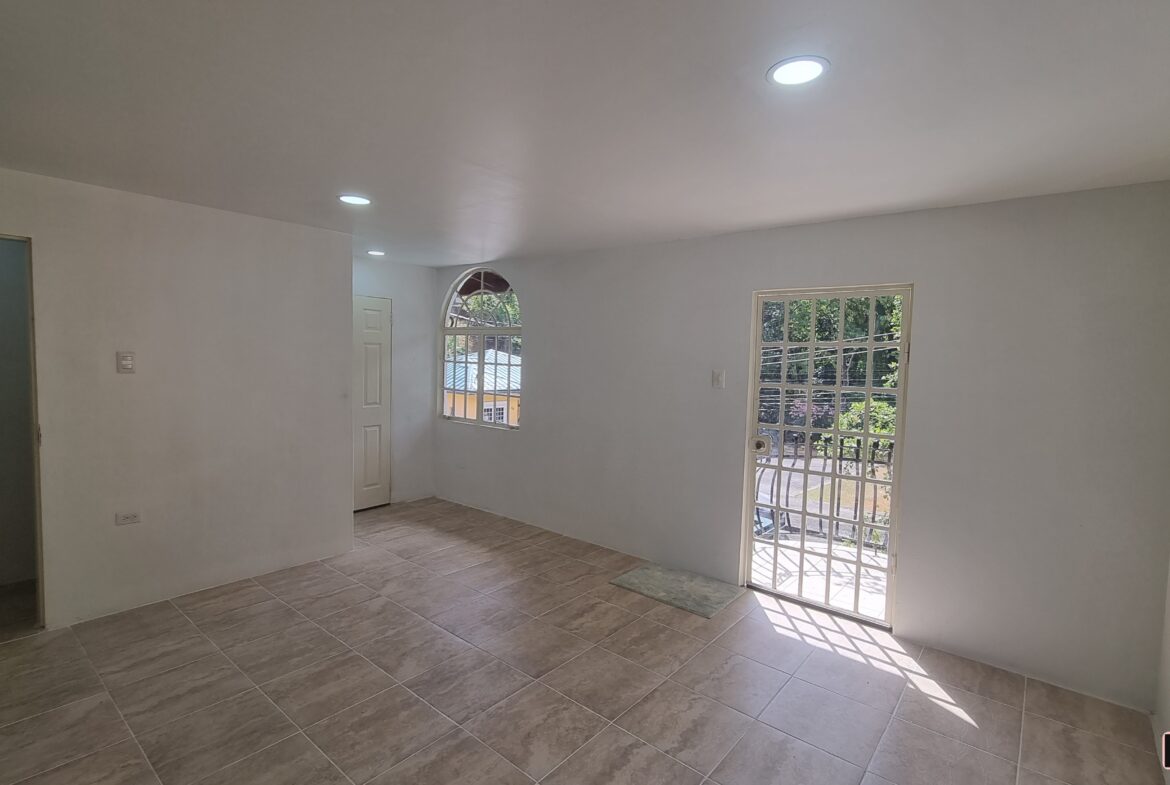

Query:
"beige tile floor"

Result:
[[0, 498, 1161, 785]]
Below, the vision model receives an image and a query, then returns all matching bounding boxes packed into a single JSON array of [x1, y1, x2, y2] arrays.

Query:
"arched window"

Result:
[[441, 269, 522, 428]]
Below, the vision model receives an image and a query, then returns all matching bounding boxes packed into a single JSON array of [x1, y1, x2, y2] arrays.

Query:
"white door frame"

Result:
[[353, 296, 392, 510], [739, 283, 912, 627]]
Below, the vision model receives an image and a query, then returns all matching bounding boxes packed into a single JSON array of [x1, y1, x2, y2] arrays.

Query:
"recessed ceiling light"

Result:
[[367, 250, 386, 257], [767, 56, 829, 86], [339, 194, 371, 206]]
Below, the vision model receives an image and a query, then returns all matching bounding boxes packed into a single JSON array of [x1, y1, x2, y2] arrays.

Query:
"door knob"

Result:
[[751, 434, 773, 454]]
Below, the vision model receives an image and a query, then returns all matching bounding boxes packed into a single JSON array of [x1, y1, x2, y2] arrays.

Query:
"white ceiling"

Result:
[[2, 1, 1168, 266]]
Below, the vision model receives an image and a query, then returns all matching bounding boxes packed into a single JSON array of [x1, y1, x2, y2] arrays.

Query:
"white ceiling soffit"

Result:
[[2, 1, 1168, 266]]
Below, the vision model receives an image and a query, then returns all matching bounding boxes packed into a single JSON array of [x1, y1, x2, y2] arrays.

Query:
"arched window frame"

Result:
[[439, 268, 522, 429]]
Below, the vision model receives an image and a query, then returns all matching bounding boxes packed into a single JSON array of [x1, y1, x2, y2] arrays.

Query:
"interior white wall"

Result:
[[435, 181, 1170, 710], [0, 168, 353, 627], [353, 257, 438, 503], [1157, 562, 1170, 781], [0, 238, 38, 586]]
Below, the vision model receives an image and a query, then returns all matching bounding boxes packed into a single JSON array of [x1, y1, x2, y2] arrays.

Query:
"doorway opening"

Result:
[[0, 236, 42, 641], [744, 284, 911, 626]]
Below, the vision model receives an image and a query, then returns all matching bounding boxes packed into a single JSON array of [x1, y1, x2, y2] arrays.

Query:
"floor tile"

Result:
[[427, 595, 531, 646], [0, 629, 86, 677], [1016, 769, 1067, 785], [599, 617, 706, 676], [403, 649, 531, 724], [350, 561, 432, 594], [172, 580, 273, 626], [897, 678, 1022, 760], [223, 622, 346, 683], [0, 654, 104, 726], [478, 619, 591, 678], [579, 548, 646, 573], [314, 597, 419, 647], [793, 647, 906, 713], [257, 564, 376, 619], [541, 646, 663, 720], [869, 718, 1017, 785], [505, 547, 575, 575], [73, 603, 192, 656], [305, 686, 455, 784], [465, 682, 607, 779], [85, 626, 219, 691], [409, 543, 496, 575], [488, 576, 583, 616], [540, 560, 616, 592], [1024, 678, 1152, 750], [917, 648, 1024, 709], [539, 595, 639, 642], [382, 575, 484, 619], [324, 546, 406, 577], [355, 618, 472, 681], [544, 725, 703, 785], [712, 616, 814, 674], [16, 739, 158, 785], [446, 559, 530, 593], [195, 733, 348, 785], [109, 652, 252, 734], [710, 722, 863, 785], [589, 584, 666, 615], [369, 729, 529, 785], [758, 678, 889, 767], [260, 651, 395, 728], [616, 680, 751, 774], [1019, 712, 1162, 785], [643, 603, 745, 642], [671, 645, 789, 717], [287, 583, 379, 620], [0, 694, 129, 785], [194, 598, 305, 649], [860, 774, 896, 785], [136, 689, 295, 785]]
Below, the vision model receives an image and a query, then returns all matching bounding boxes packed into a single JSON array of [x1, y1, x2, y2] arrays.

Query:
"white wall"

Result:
[[0, 168, 353, 627], [435, 182, 1170, 710], [0, 238, 38, 586], [353, 257, 437, 502], [1157, 561, 1170, 781]]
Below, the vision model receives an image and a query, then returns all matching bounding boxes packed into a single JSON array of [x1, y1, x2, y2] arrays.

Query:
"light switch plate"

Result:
[[711, 369, 726, 389], [115, 512, 141, 526], [116, 351, 135, 374]]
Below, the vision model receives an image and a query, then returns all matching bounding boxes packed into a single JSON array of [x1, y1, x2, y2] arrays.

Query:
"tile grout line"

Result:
[[72, 633, 169, 785], [166, 599, 360, 785]]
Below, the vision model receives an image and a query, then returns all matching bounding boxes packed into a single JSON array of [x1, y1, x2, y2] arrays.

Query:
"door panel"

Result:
[[746, 285, 911, 625], [353, 296, 391, 510]]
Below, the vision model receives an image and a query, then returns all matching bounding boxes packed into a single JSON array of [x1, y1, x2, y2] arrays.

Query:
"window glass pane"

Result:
[[786, 347, 809, 384], [753, 506, 777, 543], [874, 294, 902, 343], [839, 392, 866, 433], [783, 389, 807, 426], [870, 394, 897, 435], [805, 477, 832, 516], [758, 388, 781, 424], [862, 482, 892, 526], [787, 299, 812, 342], [828, 559, 857, 611], [778, 512, 802, 548], [860, 569, 888, 621], [801, 554, 827, 604], [815, 298, 840, 341], [842, 347, 868, 387], [873, 347, 899, 388], [833, 478, 862, 521], [838, 436, 864, 476], [754, 466, 777, 506], [844, 297, 870, 341], [760, 347, 783, 382], [776, 470, 802, 512], [811, 390, 836, 429], [813, 347, 838, 385], [755, 428, 781, 466], [868, 439, 895, 480], [777, 549, 800, 595], [762, 301, 785, 342], [861, 527, 889, 568], [808, 432, 834, 474], [831, 521, 860, 560], [781, 431, 805, 469]]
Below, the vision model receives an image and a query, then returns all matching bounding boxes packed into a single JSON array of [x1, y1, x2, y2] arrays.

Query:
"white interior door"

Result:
[[745, 285, 911, 625], [353, 296, 392, 510]]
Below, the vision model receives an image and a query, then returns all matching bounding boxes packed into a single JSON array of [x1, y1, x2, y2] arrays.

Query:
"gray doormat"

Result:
[[611, 564, 744, 618]]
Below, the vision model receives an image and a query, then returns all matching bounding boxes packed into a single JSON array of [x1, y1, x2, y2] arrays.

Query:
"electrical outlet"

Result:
[[115, 512, 141, 526]]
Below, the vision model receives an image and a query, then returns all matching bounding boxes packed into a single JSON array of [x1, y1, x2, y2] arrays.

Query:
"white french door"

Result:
[[353, 296, 392, 510], [745, 285, 911, 625]]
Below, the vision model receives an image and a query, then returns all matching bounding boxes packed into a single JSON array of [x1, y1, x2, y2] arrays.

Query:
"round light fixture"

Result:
[[367, 250, 386, 257], [339, 194, 371, 206], [767, 56, 829, 86]]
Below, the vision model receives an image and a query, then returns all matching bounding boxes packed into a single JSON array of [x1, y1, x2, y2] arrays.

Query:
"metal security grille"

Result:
[[745, 285, 911, 624]]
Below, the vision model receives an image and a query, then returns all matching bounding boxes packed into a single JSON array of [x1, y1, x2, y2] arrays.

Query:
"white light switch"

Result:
[[116, 351, 135, 374], [711, 369, 726, 389]]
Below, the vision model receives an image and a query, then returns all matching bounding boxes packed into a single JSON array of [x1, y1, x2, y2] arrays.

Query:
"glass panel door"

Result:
[[747, 285, 911, 624]]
